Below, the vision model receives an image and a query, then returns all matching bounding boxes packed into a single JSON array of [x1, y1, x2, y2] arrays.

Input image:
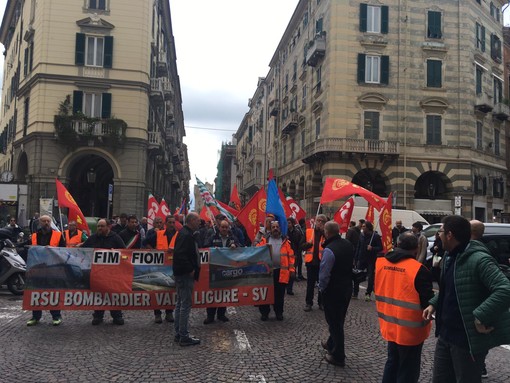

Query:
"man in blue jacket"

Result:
[[423, 215, 510, 383]]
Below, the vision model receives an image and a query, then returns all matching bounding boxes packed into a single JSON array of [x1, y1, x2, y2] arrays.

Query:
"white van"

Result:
[[349, 206, 429, 229]]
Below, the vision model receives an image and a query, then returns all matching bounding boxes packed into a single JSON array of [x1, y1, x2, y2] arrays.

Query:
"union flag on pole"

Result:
[[320, 178, 385, 211], [333, 197, 355, 234], [365, 204, 375, 224], [147, 193, 159, 229], [55, 179, 90, 234], [379, 193, 393, 253], [229, 184, 241, 211], [236, 187, 267, 242]]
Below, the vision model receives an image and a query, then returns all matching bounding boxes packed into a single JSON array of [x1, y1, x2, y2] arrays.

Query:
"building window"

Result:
[[364, 111, 380, 140], [291, 137, 295, 160], [315, 66, 322, 92], [315, 17, 323, 34], [474, 175, 486, 195], [427, 60, 442, 88], [301, 130, 305, 152], [73, 90, 111, 118], [315, 118, 321, 138], [476, 121, 483, 150], [283, 144, 287, 165], [23, 42, 34, 76], [426, 115, 441, 145], [427, 11, 442, 39], [493, 178, 504, 198], [493, 76, 503, 103], [301, 85, 307, 109], [494, 129, 500, 156], [358, 54, 389, 84], [23, 97, 29, 135], [491, 34, 502, 62], [75, 33, 113, 68], [475, 66, 483, 95], [490, 2, 501, 22], [476, 23, 485, 52], [359, 4, 388, 34], [88, 0, 107, 11]]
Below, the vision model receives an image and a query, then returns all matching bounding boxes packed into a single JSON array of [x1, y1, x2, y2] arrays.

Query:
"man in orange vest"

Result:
[[27, 215, 66, 326], [256, 220, 295, 321], [144, 214, 177, 323], [375, 231, 434, 382], [64, 220, 88, 247], [302, 214, 326, 312]]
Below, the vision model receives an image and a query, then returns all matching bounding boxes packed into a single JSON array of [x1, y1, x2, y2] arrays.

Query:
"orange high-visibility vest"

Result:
[[257, 237, 295, 284], [32, 231, 62, 247], [156, 230, 177, 250], [375, 257, 432, 346], [304, 228, 324, 264], [64, 230, 83, 247]]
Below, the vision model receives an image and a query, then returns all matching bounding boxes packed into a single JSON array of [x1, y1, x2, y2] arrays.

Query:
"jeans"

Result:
[[259, 268, 286, 316], [32, 310, 61, 320], [206, 307, 226, 319], [174, 274, 195, 337], [382, 341, 424, 383], [432, 337, 485, 383], [305, 264, 322, 306], [93, 310, 123, 319], [322, 288, 351, 362]]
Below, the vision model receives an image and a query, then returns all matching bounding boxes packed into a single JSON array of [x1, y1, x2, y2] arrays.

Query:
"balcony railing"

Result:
[[157, 52, 168, 77], [306, 34, 326, 67], [148, 130, 163, 149], [282, 112, 299, 136], [474, 92, 493, 114], [302, 137, 400, 164], [72, 120, 118, 137], [492, 102, 510, 121]]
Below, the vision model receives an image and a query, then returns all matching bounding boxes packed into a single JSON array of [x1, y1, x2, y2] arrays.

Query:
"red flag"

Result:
[[285, 195, 306, 222], [200, 206, 216, 222], [333, 197, 355, 234], [217, 200, 239, 217], [147, 194, 159, 229], [229, 184, 241, 211], [320, 178, 385, 210], [55, 179, 90, 235], [379, 193, 393, 253], [236, 187, 267, 242], [365, 204, 375, 224], [277, 189, 293, 218], [267, 168, 274, 181], [158, 198, 170, 221]]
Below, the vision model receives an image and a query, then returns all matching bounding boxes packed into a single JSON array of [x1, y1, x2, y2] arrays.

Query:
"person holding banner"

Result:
[[353, 221, 382, 302], [302, 214, 327, 312], [256, 220, 295, 321], [82, 219, 126, 325], [64, 220, 88, 247], [27, 215, 66, 326], [173, 212, 201, 346]]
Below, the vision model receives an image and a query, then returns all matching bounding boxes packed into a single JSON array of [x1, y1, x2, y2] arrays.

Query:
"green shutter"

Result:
[[381, 6, 389, 34], [104, 36, 113, 68], [101, 93, 112, 118], [359, 4, 367, 32], [481, 26, 486, 52], [75, 33, 85, 66], [23, 47, 28, 76], [381, 56, 389, 85], [29, 42, 34, 71], [357, 54, 366, 84], [73, 91, 83, 114]]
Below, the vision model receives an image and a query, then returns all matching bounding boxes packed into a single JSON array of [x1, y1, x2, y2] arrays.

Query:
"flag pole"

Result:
[[313, 203, 322, 229]]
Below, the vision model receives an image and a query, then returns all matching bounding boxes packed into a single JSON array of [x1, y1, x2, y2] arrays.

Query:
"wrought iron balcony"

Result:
[[306, 34, 326, 67]]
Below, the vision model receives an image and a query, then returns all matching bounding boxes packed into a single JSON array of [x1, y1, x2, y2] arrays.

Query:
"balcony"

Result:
[[474, 93, 493, 114], [269, 98, 279, 116], [281, 112, 299, 136], [247, 147, 262, 165], [148, 130, 163, 150], [492, 102, 510, 121], [306, 34, 326, 67], [150, 78, 164, 102], [160, 78, 174, 100], [302, 137, 400, 164], [156, 52, 168, 77]]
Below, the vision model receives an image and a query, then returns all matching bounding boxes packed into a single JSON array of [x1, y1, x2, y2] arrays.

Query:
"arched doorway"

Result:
[[352, 169, 388, 197], [414, 171, 450, 199], [17, 152, 28, 183], [68, 154, 114, 217]]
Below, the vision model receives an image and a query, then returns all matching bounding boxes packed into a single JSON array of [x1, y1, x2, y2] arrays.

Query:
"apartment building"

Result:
[[235, 0, 508, 223], [0, 0, 189, 221]]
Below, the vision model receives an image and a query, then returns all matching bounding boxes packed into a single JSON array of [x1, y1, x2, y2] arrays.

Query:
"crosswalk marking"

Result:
[[234, 329, 251, 351]]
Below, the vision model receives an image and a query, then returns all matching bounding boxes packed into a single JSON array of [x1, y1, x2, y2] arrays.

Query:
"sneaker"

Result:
[[52, 318, 62, 326], [112, 317, 125, 325], [92, 317, 103, 325], [154, 314, 163, 324], [165, 312, 174, 323], [324, 354, 345, 367], [27, 318, 39, 326], [365, 293, 371, 302], [481, 368, 488, 379], [203, 317, 215, 325], [179, 336, 201, 346], [217, 315, 229, 322], [304, 305, 312, 312]]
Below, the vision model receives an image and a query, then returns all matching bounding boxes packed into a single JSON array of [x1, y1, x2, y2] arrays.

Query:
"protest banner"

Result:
[[23, 246, 274, 311]]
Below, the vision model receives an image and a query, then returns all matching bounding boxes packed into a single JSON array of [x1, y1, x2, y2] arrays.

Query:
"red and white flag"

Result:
[[333, 197, 355, 234], [147, 194, 159, 229]]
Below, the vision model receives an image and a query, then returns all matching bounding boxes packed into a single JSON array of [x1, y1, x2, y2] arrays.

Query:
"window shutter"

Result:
[[101, 93, 112, 118], [481, 26, 486, 52], [29, 42, 34, 71], [381, 6, 389, 34], [104, 36, 113, 68], [381, 55, 389, 85], [357, 53, 366, 84], [73, 91, 83, 114], [359, 4, 367, 32], [23, 47, 28, 76], [75, 33, 85, 66]]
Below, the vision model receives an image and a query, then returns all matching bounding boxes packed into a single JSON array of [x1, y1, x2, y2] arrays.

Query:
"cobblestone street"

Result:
[[1, 279, 509, 382]]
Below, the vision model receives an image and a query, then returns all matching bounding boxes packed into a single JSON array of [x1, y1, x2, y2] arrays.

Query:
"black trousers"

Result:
[[382, 341, 424, 383], [305, 264, 322, 306], [259, 268, 286, 316], [93, 310, 123, 319], [206, 307, 227, 318], [323, 288, 351, 362], [154, 309, 173, 316]]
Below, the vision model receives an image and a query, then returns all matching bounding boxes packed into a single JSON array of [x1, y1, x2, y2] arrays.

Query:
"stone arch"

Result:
[[352, 168, 389, 197], [414, 171, 452, 199], [16, 152, 29, 183], [297, 176, 305, 201], [289, 179, 296, 198]]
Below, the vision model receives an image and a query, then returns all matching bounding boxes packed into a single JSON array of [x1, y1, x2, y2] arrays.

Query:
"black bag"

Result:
[[352, 268, 367, 284]]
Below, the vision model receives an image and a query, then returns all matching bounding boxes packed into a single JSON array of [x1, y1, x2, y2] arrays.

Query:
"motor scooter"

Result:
[[0, 228, 26, 295]]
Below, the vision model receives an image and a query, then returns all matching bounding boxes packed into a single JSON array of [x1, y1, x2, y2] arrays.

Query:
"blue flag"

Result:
[[265, 179, 288, 236]]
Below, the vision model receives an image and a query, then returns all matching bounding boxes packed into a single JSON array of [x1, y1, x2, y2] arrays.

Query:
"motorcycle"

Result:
[[0, 228, 26, 295]]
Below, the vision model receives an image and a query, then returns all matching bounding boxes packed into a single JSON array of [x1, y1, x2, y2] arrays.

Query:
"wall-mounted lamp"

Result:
[[87, 168, 96, 183]]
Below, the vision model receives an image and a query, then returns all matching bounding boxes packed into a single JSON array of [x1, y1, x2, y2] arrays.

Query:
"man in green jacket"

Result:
[[423, 215, 510, 383]]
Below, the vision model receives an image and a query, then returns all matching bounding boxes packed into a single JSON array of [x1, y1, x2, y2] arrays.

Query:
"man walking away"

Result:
[[302, 214, 326, 311]]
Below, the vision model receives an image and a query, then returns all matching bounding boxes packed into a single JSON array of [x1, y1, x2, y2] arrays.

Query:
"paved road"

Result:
[[1, 280, 509, 382]]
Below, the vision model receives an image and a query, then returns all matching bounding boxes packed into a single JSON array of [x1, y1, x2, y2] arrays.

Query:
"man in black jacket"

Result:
[[119, 215, 142, 249], [82, 219, 126, 325], [353, 221, 382, 301], [319, 220, 354, 367], [173, 212, 201, 346]]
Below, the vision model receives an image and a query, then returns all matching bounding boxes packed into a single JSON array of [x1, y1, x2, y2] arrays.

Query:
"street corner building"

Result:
[[0, 0, 190, 221]]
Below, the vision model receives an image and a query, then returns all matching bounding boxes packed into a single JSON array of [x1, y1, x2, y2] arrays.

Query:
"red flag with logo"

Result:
[[229, 184, 242, 211], [365, 204, 375, 224], [379, 193, 393, 253], [320, 178, 385, 210], [55, 179, 90, 235], [333, 197, 355, 234], [147, 194, 159, 229], [285, 195, 306, 222], [236, 187, 267, 242]]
